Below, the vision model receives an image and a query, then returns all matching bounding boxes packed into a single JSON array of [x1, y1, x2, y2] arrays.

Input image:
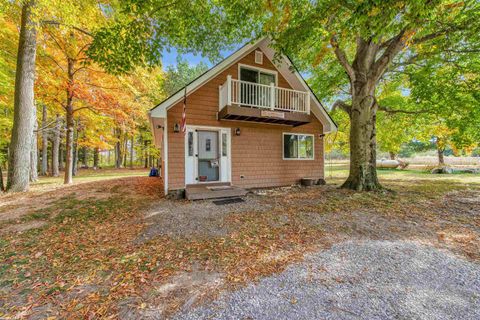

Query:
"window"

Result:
[[222, 133, 227, 157], [206, 139, 211, 151], [283, 133, 314, 160], [239, 66, 276, 85], [187, 132, 194, 156]]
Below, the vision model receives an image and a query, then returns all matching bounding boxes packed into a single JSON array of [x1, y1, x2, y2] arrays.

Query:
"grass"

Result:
[[0, 167, 479, 318], [30, 168, 147, 187]]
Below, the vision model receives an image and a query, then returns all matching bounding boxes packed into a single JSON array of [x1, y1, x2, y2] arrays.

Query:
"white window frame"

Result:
[[238, 63, 278, 86], [282, 133, 315, 160]]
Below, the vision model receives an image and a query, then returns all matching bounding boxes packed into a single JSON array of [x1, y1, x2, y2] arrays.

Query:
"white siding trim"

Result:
[[163, 117, 169, 194]]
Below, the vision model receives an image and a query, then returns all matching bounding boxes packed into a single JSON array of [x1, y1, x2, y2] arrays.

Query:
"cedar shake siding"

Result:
[[166, 48, 324, 190]]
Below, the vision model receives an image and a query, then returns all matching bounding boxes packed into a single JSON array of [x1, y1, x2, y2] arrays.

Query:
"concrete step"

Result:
[[186, 185, 248, 200]]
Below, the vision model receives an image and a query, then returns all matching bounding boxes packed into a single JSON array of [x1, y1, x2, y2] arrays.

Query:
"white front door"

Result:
[[185, 126, 231, 185]]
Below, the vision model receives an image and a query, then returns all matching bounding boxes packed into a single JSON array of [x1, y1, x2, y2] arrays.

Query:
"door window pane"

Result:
[[240, 68, 258, 83], [206, 139, 211, 152], [259, 72, 275, 85]]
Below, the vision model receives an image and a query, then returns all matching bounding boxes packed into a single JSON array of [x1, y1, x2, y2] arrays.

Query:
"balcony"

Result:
[[218, 76, 312, 127]]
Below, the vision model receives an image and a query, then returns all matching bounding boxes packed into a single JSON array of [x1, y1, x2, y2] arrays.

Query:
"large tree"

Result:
[[253, 0, 480, 190], [7, 0, 37, 192]]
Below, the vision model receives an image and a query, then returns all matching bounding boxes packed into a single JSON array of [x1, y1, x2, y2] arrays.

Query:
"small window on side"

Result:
[[222, 133, 227, 157], [188, 132, 193, 156]]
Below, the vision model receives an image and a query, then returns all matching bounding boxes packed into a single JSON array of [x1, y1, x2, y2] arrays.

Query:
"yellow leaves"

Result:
[[313, 44, 329, 68], [402, 29, 417, 47], [368, 7, 381, 17]]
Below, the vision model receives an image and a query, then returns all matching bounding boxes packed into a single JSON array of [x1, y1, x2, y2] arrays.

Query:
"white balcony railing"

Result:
[[219, 75, 310, 114]]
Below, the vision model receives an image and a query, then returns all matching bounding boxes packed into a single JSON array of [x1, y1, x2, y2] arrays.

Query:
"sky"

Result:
[[161, 46, 239, 68]]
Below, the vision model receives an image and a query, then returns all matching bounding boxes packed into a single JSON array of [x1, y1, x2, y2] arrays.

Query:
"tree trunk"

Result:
[[72, 120, 79, 176], [30, 105, 38, 182], [59, 143, 64, 170], [144, 140, 148, 168], [0, 166, 4, 192], [437, 146, 445, 166], [129, 135, 134, 169], [389, 152, 396, 160], [341, 82, 382, 191], [7, 1, 37, 192], [64, 58, 75, 184], [80, 146, 87, 167], [114, 128, 122, 168], [122, 137, 128, 168], [40, 104, 48, 176], [93, 147, 99, 169], [52, 114, 60, 177]]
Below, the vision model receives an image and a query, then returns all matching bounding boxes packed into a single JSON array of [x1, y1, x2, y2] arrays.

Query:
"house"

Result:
[[148, 37, 337, 198]]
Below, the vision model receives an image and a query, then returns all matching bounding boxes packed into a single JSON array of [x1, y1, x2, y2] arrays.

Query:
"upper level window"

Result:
[[283, 133, 314, 160], [239, 65, 276, 85]]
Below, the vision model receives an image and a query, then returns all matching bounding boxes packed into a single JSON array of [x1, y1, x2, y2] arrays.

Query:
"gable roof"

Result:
[[149, 37, 337, 133]]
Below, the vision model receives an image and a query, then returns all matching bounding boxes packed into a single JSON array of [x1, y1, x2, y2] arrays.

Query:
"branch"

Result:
[[372, 28, 409, 81], [73, 106, 102, 115], [39, 54, 65, 72], [330, 36, 355, 82], [332, 99, 351, 114], [84, 82, 122, 90], [412, 31, 446, 45], [41, 20, 93, 37], [378, 105, 430, 114]]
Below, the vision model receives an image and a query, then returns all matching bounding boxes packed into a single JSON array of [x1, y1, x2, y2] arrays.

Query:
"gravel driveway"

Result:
[[174, 240, 480, 320]]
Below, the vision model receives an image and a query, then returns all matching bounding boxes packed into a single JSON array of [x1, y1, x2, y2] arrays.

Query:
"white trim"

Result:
[[237, 63, 278, 86], [282, 132, 315, 161], [163, 117, 169, 194]]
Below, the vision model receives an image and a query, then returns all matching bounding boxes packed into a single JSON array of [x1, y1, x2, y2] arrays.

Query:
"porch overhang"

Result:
[[218, 105, 312, 127]]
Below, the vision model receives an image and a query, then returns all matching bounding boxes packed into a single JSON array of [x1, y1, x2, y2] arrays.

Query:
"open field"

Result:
[[0, 168, 479, 318]]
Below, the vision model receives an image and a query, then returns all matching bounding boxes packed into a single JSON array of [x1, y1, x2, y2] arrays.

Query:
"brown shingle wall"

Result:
[[167, 47, 324, 190]]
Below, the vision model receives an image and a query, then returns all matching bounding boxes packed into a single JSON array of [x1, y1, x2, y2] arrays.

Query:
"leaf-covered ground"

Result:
[[0, 169, 479, 319]]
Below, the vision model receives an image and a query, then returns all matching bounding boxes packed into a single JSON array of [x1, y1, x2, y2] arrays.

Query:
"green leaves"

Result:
[[88, 19, 162, 74], [87, 0, 249, 74]]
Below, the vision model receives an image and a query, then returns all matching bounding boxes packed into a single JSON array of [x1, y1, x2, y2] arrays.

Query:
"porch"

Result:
[[218, 75, 312, 126]]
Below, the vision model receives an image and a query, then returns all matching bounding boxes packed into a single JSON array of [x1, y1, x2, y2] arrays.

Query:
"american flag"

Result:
[[181, 87, 187, 134]]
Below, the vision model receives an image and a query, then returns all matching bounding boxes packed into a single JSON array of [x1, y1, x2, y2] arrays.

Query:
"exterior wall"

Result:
[[167, 47, 324, 190]]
